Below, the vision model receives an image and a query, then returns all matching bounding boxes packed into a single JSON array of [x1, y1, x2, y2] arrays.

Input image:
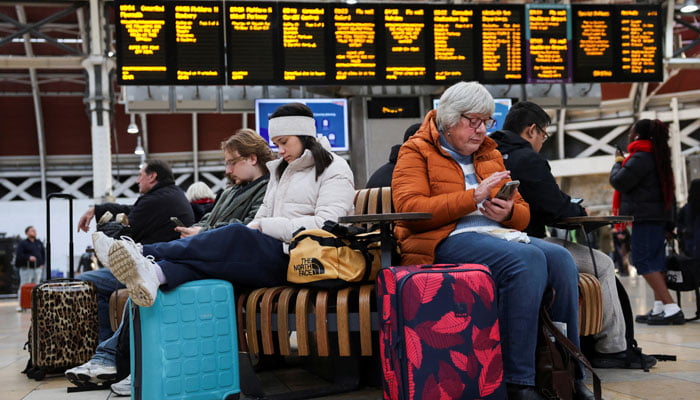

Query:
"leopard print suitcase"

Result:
[[26, 280, 99, 379]]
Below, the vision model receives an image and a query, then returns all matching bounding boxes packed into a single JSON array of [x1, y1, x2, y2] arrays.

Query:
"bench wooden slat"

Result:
[[296, 288, 312, 356], [359, 284, 374, 356], [381, 187, 393, 214], [236, 291, 249, 352], [277, 287, 298, 356], [367, 188, 380, 217], [336, 287, 353, 356], [245, 288, 267, 355], [315, 290, 330, 356], [261, 286, 286, 355]]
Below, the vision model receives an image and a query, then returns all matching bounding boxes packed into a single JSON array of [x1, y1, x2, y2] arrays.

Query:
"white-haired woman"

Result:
[[392, 82, 592, 400], [94, 102, 355, 307], [185, 181, 216, 222]]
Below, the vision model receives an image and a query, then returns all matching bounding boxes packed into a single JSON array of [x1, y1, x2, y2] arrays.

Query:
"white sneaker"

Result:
[[110, 374, 131, 396], [108, 238, 160, 307], [92, 232, 116, 269], [65, 359, 117, 385]]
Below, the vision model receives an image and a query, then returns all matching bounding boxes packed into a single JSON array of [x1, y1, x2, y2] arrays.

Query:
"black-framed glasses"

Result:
[[536, 125, 550, 142], [461, 114, 497, 130]]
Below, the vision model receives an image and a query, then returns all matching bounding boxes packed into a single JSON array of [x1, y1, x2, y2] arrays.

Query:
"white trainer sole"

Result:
[[108, 241, 156, 307]]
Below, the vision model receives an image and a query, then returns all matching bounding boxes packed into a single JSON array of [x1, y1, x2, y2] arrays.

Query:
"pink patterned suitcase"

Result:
[[377, 264, 506, 400]]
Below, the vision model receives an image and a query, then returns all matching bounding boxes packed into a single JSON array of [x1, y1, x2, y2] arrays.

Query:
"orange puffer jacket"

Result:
[[392, 110, 530, 265]]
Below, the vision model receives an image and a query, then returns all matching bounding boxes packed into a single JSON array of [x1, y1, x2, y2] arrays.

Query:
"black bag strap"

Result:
[[540, 307, 602, 400], [615, 278, 677, 366]]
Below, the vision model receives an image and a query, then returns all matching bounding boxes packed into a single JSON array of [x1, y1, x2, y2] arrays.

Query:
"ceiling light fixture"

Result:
[[127, 114, 139, 134]]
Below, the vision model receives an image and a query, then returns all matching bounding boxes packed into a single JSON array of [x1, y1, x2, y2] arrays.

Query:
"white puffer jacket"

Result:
[[250, 145, 355, 243]]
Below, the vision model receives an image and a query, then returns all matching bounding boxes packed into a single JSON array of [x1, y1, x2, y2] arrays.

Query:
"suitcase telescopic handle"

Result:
[[46, 193, 76, 281]]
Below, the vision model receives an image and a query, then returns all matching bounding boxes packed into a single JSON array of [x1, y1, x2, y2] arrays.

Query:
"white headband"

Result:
[[268, 116, 317, 139]]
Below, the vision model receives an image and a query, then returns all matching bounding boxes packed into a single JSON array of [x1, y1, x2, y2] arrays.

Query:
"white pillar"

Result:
[[83, 0, 114, 201], [670, 97, 688, 206]]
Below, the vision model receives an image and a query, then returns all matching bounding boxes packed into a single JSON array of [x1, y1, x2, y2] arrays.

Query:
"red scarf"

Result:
[[191, 198, 215, 205], [612, 140, 653, 229]]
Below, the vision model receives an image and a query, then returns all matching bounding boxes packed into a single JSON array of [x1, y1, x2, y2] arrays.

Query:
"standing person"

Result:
[[677, 179, 700, 259], [14, 226, 45, 310], [76, 159, 194, 342], [365, 123, 420, 188], [610, 119, 684, 325], [491, 100, 656, 369], [392, 82, 593, 400]]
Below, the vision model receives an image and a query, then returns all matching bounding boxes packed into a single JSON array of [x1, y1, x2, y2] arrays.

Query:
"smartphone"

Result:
[[615, 144, 625, 156], [170, 216, 184, 227], [571, 198, 584, 205], [494, 180, 520, 201]]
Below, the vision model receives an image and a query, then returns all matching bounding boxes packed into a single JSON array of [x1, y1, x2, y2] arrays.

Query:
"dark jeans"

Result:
[[435, 233, 580, 386], [143, 223, 289, 291]]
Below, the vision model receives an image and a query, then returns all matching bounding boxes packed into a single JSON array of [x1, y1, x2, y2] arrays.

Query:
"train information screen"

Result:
[[115, 2, 664, 85], [173, 2, 225, 84], [432, 7, 476, 82], [572, 6, 615, 81], [116, 2, 169, 84], [227, 4, 276, 83], [526, 5, 571, 83], [480, 6, 525, 83], [281, 4, 328, 82], [333, 6, 378, 82], [383, 7, 427, 81], [617, 6, 662, 82]]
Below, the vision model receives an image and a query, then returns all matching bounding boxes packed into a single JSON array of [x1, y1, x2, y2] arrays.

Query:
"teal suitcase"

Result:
[[129, 279, 240, 400]]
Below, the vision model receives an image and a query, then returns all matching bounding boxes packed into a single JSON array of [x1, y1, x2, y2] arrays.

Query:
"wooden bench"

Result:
[[237, 187, 603, 359]]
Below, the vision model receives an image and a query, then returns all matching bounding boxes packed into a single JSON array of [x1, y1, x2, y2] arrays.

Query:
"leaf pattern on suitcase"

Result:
[[378, 264, 505, 400]]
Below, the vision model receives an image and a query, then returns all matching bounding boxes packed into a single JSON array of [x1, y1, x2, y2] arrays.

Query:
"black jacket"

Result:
[[366, 144, 401, 189], [15, 238, 45, 268], [491, 130, 586, 238], [95, 181, 194, 244], [609, 151, 672, 223]]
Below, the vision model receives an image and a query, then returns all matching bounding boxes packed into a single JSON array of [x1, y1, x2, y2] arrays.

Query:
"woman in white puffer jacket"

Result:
[[93, 102, 355, 307]]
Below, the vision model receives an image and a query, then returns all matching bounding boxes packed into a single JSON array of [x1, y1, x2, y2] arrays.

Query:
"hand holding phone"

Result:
[[615, 144, 625, 158], [494, 180, 520, 201], [170, 216, 184, 227]]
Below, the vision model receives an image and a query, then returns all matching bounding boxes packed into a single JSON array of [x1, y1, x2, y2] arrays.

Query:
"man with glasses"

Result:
[[491, 101, 658, 370]]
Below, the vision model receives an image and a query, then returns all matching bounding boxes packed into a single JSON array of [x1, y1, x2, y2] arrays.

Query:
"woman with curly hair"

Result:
[[610, 119, 683, 325]]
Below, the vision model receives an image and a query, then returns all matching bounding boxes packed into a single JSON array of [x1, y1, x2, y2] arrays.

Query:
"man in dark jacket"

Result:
[[366, 123, 420, 188], [491, 101, 656, 369], [76, 159, 194, 342], [77, 159, 194, 244], [15, 225, 45, 309]]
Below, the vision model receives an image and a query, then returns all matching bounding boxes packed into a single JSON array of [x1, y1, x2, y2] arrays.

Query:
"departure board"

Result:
[[333, 7, 378, 82], [572, 6, 615, 81], [281, 4, 327, 82], [617, 6, 662, 82], [173, 2, 224, 84], [227, 4, 276, 83], [115, 2, 664, 86], [526, 5, 571, 83], [384, 7, 427, 81], [480, 6, 525, 83], [116, 2, 168, 84], [432, 7, 476, 82]]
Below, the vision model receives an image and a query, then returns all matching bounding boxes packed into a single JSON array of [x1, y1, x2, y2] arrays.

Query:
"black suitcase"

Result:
[[23, 193, 99, 380]]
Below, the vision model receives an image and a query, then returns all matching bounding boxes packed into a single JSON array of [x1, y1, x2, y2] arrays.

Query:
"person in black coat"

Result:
[[76, 159, 194, 341], [365, 123, 420, 188], [678, 179, 700, 259], [15, 225, 45, 309], [611, 119, 683, 325], [492, 101, 657, 369], [77, 159, 194, 245]]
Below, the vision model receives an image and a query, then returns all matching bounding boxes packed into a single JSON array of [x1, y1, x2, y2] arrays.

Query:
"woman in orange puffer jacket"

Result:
[[392, 81, 593, 400]]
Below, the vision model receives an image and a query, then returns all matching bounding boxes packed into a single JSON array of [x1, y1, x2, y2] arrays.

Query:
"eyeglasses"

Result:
[[461, 114, 497, 130], [225, 155, 246, 167], [536, 125, 550, 142]]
